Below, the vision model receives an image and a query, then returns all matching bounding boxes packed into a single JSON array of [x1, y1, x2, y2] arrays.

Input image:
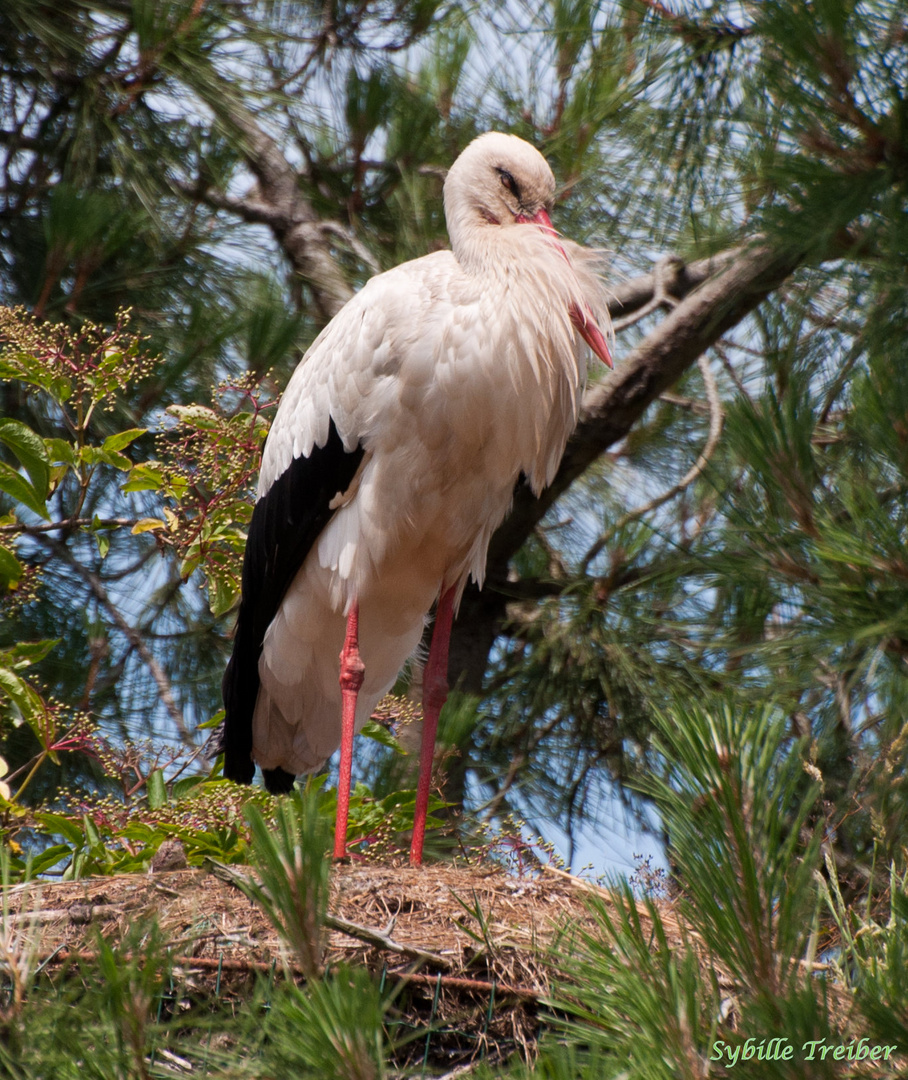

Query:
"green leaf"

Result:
[[131, 517, 166, 534], [121, 462, 165, 492], [146, 767, 167, 809], [0, 664, 45, 720], [0, 461, 49, 519], [44, 437, 76, 467], [27, 843, 74, 877], [82, 814, 102, 849], [0, 419, 50, 498], [34, 811, 86, 846], [96, 428, 146, 471], [207, 571, 239, 617], [360, 720, 404, 754], [167, 404, 220, 430], [97, 449, 133, 471], [0, 544, 22, 590], [2, 639, 59, 668], [172, 775, 205, 801], [101, 427, 146, 454], [51, 376, 72, 402], [198, 709, 225, 730]]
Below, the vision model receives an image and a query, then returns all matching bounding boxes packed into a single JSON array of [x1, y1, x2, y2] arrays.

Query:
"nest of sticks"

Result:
[[4, 859, 688, 1072]]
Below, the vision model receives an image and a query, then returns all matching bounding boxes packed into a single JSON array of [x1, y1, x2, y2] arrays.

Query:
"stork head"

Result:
[[444, 131, 557, 233], [444, 132, 613, 367]]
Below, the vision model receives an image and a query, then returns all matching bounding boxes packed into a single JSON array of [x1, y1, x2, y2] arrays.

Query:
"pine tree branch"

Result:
[[581, 353, 723, 570], [611, 254, 686, 331], [604, 246, 741, 322], [0, 517, 138, 535]]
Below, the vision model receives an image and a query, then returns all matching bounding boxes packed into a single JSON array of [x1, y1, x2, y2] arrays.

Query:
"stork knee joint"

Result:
[[339, 654, 364, 692]]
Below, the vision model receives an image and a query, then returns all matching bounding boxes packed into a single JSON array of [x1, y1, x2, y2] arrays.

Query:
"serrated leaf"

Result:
[[95, 532, 110, 559]]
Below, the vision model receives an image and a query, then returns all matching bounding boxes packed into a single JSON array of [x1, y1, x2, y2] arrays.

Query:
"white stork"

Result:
[[222, 132, 612, 866]]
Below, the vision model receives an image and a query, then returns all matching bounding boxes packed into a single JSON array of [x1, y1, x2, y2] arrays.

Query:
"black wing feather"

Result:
[[222, 418, 365, 788]]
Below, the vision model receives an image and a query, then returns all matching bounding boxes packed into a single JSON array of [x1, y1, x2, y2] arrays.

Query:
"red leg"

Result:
[[335, 601, 364, 859], [410, 586, 456, 867]]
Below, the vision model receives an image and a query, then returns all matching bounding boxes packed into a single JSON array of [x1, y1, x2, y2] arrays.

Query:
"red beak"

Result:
[[518, 208, 613, 369]]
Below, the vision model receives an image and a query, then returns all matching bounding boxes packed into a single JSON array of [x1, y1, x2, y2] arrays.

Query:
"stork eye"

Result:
[[497, 169, 520, 199]]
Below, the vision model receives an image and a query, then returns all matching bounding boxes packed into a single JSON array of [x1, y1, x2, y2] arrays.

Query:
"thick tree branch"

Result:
[[447, 240, 803, 706], [489, 241, 800, 567], [188, 83, 353, 321], [604, 246, 741, 322], [170, 178, 288, 229]]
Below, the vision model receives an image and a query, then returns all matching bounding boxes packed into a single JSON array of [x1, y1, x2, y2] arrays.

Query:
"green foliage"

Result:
[[0, 904, 175, 1080], [0, 308, 266, 816], [1, 786, 391, 1079], [265, 967, 387, 1080], [545, 886, 715, 1080], [1, 701, 906, 1078], [640, 700, 823, 995], [243, 792, 334, 978], [1, 924, 388, 1080], [1, 703, 438, 884], [487, 696, 895, 1079], [5, 755, 263, 880], [822, 859, 908, 1052]]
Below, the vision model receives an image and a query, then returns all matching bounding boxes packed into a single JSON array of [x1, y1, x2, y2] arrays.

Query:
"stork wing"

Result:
[[221, 417, 365, 787]]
